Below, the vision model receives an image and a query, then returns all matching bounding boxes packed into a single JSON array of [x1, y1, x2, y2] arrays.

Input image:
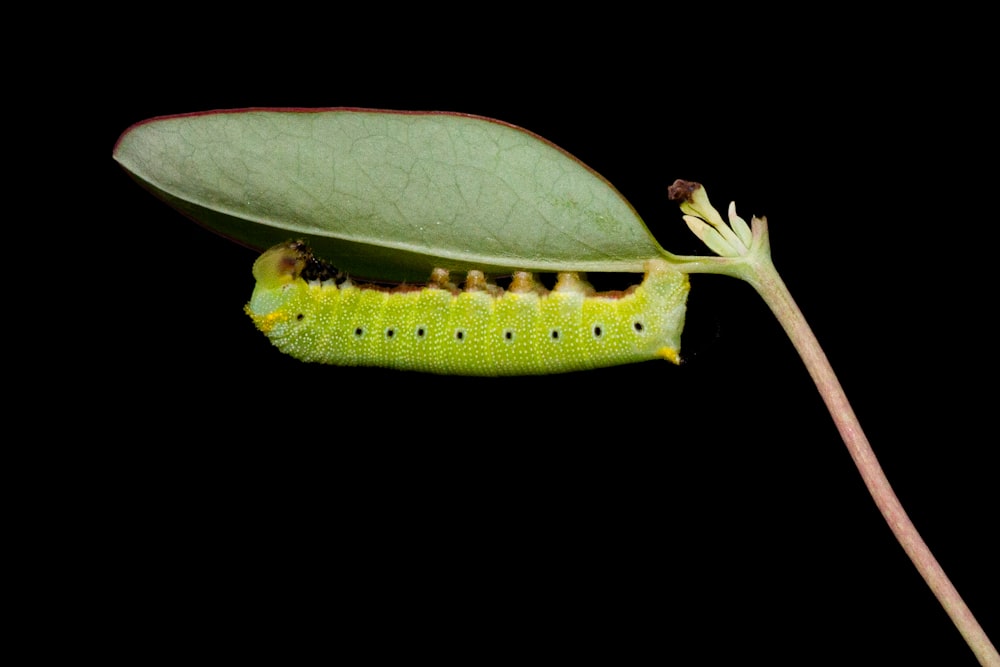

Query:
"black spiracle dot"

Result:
[[455, 330, 465, 341], [593, 325, 602, 338], [354, 327, 364, 337], [550, 330, 560, 340], [504, 330, 514, 341], [385, 328, 395, 339], [416, 327, 426, 338], [296, 313, 304, 321], [633, 321, 644, 332]]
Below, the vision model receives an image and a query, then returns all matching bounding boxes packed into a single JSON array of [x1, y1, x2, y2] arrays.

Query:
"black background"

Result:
[[100, 14, 995, 664]]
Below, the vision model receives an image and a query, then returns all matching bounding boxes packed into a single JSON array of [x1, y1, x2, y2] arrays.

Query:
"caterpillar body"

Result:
[[246, 242, 689, 376]]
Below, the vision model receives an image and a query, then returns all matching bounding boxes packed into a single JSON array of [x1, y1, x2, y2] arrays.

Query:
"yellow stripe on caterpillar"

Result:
[[245, 241, 689, 376]]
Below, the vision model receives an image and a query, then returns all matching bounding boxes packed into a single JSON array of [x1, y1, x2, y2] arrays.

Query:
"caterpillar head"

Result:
[[251, 241, 310, 288], [247, 242, 332, 332]]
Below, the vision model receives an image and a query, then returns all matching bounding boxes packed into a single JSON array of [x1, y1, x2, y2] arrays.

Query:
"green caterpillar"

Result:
[[246, 241, 689, 376]]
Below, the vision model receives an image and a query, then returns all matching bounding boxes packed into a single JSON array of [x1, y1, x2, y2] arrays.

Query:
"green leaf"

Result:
[[114, 109, 667, 281]]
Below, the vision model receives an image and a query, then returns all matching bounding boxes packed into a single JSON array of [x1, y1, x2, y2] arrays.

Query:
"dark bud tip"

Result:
[[667, 179, 702, 203]]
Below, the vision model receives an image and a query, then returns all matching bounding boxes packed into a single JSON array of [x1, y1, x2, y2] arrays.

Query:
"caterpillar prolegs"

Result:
[[246, 242, 689, 376]]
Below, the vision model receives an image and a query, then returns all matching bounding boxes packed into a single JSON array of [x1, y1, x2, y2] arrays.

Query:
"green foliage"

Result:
[[114, 109, 668, 281]]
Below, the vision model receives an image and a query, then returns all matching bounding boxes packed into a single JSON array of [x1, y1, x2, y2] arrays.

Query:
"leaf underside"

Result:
[[115, 109, 665, 281]]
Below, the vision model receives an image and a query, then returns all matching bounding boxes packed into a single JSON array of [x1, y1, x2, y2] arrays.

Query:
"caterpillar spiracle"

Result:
[[246, 241, 690, 376]]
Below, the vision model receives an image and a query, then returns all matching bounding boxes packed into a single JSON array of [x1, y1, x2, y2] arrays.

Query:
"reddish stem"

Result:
[[747, 256, 998, 666]]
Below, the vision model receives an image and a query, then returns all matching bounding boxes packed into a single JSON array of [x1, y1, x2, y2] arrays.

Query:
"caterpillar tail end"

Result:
[[656, 347, 681, 365]]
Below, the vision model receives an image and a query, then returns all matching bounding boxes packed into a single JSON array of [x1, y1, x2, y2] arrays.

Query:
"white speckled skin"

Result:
[[246, 242, 688, 376]]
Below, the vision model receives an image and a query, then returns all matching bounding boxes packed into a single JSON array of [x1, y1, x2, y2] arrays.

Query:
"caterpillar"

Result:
[[245, 241, 689, 376]]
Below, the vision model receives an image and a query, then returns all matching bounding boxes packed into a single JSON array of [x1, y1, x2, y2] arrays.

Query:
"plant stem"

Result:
[[665, 181, 994, 662], [744, 252, 998, 666]]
